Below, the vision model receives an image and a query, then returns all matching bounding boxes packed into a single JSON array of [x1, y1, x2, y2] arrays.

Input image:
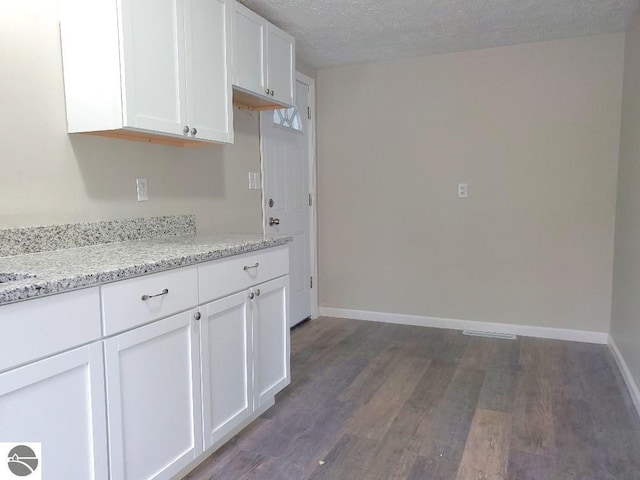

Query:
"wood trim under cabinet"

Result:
[[232, 88, 288, 111], [79, 129, 210, 147]]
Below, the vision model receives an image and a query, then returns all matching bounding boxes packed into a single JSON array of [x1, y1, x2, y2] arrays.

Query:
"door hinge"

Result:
[[309, 193, 312, 207], [307, 106, 311, 120], [310, 276, 313, 288]]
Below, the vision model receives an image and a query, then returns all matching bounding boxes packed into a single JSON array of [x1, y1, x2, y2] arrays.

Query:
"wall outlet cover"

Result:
[[136, 178, 149, 202]]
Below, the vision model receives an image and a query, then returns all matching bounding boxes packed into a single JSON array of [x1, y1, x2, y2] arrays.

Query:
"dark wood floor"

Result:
[[184, 317, 640, 480]]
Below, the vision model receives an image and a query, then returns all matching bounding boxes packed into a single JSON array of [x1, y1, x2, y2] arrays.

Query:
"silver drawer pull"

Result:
[[141, 288, 169, 301], [243, 263, 259, 271]]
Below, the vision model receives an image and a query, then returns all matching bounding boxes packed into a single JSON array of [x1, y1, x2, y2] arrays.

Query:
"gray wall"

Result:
[[317, 33, 624, 333], [0, 0, 263, 233], [611, 14, 640, 389]]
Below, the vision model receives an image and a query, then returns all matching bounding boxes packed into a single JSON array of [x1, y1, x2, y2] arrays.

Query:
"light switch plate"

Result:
[[458, 183, 468, 199], [136, 178, 149, 201], [248, 172, 261, 190]]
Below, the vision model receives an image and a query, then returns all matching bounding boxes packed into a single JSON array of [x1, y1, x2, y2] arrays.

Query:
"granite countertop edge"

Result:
[[0, 234, 292, 306]]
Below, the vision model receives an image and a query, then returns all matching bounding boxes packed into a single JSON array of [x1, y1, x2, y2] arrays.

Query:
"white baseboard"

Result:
[[318, 307, 609, 344], [608, 336, 640, 417]]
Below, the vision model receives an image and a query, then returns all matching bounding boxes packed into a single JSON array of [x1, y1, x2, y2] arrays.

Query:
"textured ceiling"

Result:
[[239, 0, 640, 68]]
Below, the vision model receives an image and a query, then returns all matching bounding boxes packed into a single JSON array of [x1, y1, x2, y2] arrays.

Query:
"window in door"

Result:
[[272, 106, 302, 132]]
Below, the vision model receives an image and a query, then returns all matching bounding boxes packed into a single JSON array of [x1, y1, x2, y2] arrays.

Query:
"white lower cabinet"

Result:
[[200, 275, 290, 448], [104, 311, 203, 480], [0, 246, 290, 480], [253, 276, 290, 409], [0, 342, 108, 480], [200, 291, 252, 449]]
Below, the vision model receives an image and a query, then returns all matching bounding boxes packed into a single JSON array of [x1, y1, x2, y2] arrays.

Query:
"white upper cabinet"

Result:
[[119, 0, 187, 138], [266, 23, 295, 106], [184, 0, 234, 142], [232, 1, 295, 109], [59, 0, 233, 145], [233, 4, 267, 98]]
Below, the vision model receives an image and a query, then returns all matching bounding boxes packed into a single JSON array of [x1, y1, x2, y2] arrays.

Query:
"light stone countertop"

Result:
[[0, 233, 292, 305]]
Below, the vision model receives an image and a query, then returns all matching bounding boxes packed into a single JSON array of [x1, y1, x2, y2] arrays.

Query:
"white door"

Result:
[[0, 343, 108, 480], [261, 79, 312, 326], [252, 276, 290, 408], [200, 292, 252, 449], [105, 311, 202, 480]]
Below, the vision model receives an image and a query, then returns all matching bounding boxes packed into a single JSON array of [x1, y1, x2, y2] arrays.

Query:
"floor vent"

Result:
[[462, 330, 517, 340]]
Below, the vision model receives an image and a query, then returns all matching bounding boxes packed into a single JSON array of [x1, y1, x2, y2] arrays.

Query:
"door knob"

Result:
[[269, 217, 280, 226]]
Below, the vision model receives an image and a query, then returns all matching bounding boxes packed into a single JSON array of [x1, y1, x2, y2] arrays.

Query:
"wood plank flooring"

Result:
[[184, 317, 640, 480]]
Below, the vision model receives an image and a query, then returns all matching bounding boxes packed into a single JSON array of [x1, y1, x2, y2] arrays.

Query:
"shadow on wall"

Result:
[[70, 133, 227, 201]]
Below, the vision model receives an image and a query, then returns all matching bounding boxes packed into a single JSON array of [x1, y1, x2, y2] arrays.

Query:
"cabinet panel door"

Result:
[[105, 311, 202, 480], [120, 0, 187, 136], [233, 3, 267, 96], [266, 23, 295, 106], [0, 343, 108, 480], [201, 292, 252, 449], [253, 276, 290, 408], [184, 0, 233, 143]]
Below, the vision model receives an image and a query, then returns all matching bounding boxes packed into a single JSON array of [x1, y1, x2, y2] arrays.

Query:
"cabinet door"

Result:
[[0, 343, 108, 480], [200, 292, 252, 449], [184, 0, 233, 143], [120, 0, 188, 136], [253, 276, 290, 408], [266, 23, 295, 107], [233, 2, 267, 96], [105, 311, 202, 480]]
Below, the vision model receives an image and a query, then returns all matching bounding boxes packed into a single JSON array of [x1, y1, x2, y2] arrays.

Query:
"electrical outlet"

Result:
[[136, 178, 149, 202], [458, 183, 468, 199]]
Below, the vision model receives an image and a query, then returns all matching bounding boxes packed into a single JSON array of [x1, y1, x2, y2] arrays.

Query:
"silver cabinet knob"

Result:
[[256, 289, 260, 296], [191, 127, 197, 135], [194, 312, 201, 321], [268, 198, 274, 208], [269, 217, 280, 226], [270, 90, 274, 96], [183, 126, 190, 134], [248, 292, 255, 300], [265, 88, 270, 95]]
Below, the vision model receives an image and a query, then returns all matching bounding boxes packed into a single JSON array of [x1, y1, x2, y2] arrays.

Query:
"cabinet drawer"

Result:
[[101, 266, 198, 336], [198, 247, 288, 303], [0, 288, 101, 373]]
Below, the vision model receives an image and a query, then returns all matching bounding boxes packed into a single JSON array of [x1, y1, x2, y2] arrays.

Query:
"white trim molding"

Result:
[[318, 307, 609, 344], [295, 71, 319, 321], [608, 335, 640, 417]]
